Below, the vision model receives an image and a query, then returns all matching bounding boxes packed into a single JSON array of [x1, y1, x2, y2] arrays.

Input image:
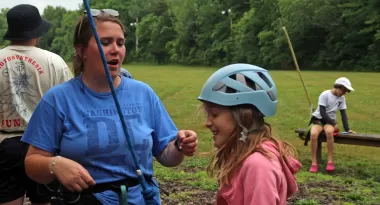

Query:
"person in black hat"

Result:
[[0, 4, 73, 205], [2, 4, 52, 41]]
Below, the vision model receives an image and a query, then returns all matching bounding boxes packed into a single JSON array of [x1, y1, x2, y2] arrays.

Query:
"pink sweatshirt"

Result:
[[215, 141, 302, 205]]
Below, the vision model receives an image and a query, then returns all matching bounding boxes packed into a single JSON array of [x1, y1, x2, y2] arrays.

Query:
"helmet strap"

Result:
[[232, 111, 263, 142]]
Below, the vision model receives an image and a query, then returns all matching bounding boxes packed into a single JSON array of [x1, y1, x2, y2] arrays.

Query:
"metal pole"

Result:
[[229, 15, 232, 31], [135, 16, 139, 52]]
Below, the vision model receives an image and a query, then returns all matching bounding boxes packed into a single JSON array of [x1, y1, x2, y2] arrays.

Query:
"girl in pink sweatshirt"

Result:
[[198, 63, 302, 205]]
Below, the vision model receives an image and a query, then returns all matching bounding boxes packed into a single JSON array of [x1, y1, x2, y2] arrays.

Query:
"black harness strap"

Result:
[[49, 176, 154, 205]]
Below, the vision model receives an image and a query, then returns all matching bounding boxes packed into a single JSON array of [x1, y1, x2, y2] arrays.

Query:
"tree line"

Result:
[[0, 0, 379, 71]]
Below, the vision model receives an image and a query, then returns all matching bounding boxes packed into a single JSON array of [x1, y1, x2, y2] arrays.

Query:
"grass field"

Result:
[[119, 64, 380, 205], [73, 63, 380, 204]]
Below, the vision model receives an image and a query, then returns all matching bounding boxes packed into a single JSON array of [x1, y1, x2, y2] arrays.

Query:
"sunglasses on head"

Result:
[[84, 9, 119, 17], [78, 9, 119, 38]]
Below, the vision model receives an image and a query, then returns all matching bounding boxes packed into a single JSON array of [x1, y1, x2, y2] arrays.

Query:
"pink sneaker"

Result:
[[309, 164, 318, 173], [326, 162, 335, 172]]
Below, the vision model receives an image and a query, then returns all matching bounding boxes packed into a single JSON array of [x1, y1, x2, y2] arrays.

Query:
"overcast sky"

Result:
[[0, 0, 83, 13]]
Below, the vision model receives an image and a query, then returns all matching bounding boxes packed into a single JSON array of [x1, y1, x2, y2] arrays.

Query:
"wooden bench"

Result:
[[295, 128, 380, 162]]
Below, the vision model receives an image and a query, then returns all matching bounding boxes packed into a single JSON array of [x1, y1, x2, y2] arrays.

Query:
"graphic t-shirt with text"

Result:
[[0, 45, 72, 140]]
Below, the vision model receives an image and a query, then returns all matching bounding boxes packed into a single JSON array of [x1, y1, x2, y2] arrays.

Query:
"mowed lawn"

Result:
[[70, 63, 380, 204], [121, 64, 380, 204]]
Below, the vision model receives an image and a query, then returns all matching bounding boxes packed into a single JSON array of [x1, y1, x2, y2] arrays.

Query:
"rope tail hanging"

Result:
[[276, 4, 314, 118], [282, 27, 314, 117], [82, 1, 158, 204]]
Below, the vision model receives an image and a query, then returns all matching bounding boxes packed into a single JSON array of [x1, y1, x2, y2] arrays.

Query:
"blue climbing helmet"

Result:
[[120, 68, 133, 79], [198, 63, 278, 117]]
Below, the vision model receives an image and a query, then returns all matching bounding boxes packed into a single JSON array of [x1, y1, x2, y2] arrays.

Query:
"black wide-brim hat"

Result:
[[3, 4, 52, 41]]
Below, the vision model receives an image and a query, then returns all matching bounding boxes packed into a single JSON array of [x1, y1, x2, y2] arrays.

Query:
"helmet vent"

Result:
[[257, 72, 273, 88], [229, 73, 261, 91], [245, 76, 260, 90], [212, 82, 226, 91], [212, 82, 238, 93], [267, 90, 277, 101]]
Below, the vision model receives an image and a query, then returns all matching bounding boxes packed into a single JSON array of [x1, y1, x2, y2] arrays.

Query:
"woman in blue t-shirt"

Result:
[[21, 10, 198, 205]]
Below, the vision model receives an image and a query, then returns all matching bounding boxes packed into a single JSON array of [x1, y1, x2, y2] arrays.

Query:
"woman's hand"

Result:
[[176, 130, 198, 156], [53, 157, 96, 192]]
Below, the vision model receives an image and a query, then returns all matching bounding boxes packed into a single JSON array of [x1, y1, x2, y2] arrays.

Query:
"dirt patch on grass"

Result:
[[159, 179, 217, 205], [288, 181, 352, 204], [23, 175, 374, 204], [159, 178, 357, 205]]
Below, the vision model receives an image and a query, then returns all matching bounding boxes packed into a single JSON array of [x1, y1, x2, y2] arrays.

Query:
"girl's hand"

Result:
[[53, 157, 96, 192]]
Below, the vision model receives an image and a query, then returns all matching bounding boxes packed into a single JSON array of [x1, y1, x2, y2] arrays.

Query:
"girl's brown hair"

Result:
[[205, 104, 298, 186], [72, 13, 126, 76]]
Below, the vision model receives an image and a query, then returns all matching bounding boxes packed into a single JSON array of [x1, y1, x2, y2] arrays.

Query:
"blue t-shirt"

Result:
[[21, 75, 178, 204]]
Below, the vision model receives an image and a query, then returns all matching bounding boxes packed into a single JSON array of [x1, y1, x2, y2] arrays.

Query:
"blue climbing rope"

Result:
[[82, 1, 158, 204]]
